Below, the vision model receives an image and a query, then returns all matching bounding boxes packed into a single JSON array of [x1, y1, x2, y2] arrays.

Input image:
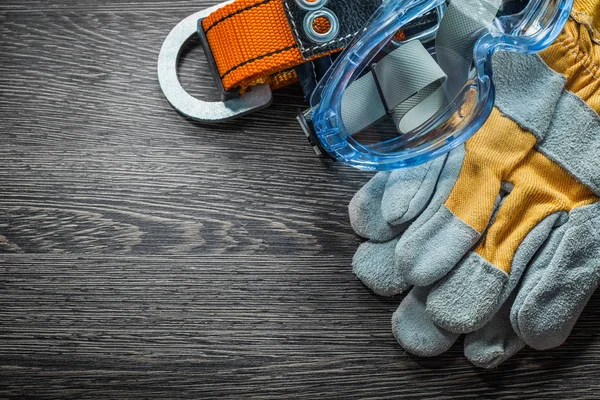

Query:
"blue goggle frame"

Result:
[[308, 0, 573, 170]]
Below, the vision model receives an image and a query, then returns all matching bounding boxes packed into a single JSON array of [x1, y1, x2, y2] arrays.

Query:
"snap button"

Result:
[[295, 0, 328, 11], [303, 8, 339, 43]]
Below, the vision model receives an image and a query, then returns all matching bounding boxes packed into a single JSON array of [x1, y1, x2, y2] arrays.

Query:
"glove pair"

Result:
[[349, 3, 600, 368]]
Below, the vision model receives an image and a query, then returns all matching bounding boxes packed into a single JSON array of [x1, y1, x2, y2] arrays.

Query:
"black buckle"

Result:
[[297, 109, 333, 159], [197, 19, 240, 101]]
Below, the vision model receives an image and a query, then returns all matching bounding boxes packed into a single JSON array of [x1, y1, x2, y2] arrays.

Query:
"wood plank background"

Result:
[[1, 1, 599, 398]]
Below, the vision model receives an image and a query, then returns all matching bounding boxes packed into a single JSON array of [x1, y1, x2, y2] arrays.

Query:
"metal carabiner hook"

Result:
[[157, 2, 273, 122]]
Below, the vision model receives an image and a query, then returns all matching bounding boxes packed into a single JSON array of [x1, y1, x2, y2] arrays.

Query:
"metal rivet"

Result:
[[303, 8, 339, 43], [295, 0, 328, 11]]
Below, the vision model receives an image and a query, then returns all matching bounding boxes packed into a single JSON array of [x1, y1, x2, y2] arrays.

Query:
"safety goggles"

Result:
[[301, 0, 573, 170]]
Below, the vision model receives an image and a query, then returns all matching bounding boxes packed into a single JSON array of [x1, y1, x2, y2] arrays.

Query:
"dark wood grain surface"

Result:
[[1, 1, 599, 398]]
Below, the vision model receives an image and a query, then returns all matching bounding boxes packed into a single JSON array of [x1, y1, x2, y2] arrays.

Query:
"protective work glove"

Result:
[[350, 0, 600, 367]]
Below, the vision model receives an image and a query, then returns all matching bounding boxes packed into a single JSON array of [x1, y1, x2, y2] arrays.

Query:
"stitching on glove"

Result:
[[571, 9, 600, 45], [554, 35, 600, 80]]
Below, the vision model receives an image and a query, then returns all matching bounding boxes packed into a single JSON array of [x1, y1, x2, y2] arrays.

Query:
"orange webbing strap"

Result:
[[202, 0, 306, 91]]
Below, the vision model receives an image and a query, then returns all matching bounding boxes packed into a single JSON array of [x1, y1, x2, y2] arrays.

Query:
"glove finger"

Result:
[[349, 171, 400, 241], [396, 145, 489, 286], [464, 292, 525, 369], [353, 238, 410, 296], [381, 154, 446, 226], [426, 211, 561, 334], [349, 155, 446, 242], [510, 215, 568, 345], [392, 286, 459, 357], [512, 203, 600, 350]]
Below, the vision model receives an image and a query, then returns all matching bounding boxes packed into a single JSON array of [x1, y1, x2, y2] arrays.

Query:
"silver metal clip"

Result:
[[157, 2, 273, 122]]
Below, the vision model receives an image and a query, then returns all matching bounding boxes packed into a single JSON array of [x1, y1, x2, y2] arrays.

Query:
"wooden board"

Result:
[[1, 1, 599, 398]]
